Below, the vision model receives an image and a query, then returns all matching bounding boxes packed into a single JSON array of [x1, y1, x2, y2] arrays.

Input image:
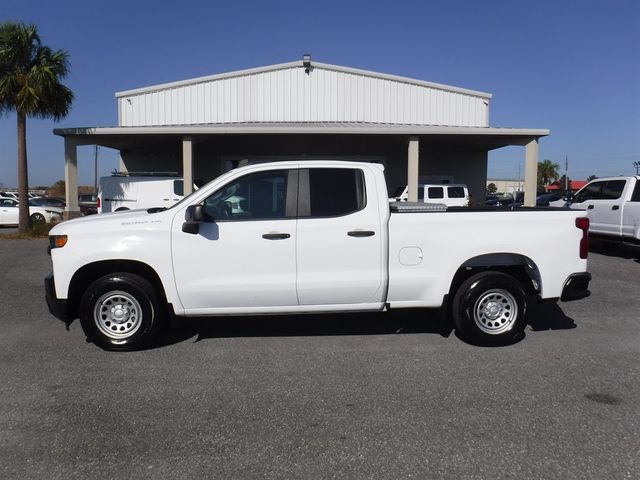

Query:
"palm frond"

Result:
[[0, 21, 73, 119]]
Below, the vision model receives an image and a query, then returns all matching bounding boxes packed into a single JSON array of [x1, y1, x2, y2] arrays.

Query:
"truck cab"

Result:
[[568, 176, 640, 242]]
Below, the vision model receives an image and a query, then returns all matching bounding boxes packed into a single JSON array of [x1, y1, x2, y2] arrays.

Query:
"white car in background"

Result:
[[0, 197, 63, 225]]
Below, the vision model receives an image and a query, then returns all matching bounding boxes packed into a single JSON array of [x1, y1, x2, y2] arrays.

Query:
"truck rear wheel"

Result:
[[79, 273, 160, 351], [451, 272, 527, 346]]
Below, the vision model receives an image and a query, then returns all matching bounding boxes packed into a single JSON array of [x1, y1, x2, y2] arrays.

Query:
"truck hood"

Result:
[[50, 208, 173, 235]]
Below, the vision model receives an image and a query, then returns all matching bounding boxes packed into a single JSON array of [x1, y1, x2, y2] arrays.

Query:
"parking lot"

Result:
[[0, 238, 639, 479]]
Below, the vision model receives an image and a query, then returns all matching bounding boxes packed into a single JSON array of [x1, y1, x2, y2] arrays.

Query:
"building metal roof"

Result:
[[115, 60, 492, 100], [55, 121, 547, 137], [547, 180, 588, 191], [54, 122, 549, 151]]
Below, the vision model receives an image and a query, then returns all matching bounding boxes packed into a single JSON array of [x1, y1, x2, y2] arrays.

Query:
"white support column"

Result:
[[182, 136, 193, 196], [407, 137, 420, 202], [64, 137, 81, 219], [524, 138, 539, 207]]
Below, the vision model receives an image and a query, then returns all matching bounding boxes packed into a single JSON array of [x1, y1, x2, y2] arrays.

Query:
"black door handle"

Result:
[[262, 233, 290, 240], [348, 230, 375, 237], [612, 205, 620, 210], [587, 205, 594, 210]]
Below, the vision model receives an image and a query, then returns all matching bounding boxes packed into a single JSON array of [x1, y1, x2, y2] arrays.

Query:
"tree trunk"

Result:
[[17, 111, 30, 233]]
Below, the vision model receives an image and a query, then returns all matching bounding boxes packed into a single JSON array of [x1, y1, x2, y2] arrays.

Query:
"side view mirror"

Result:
[[182, 204, 205, 234]]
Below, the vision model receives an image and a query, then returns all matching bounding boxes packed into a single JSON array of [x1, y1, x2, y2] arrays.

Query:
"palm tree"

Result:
[[0, 22, 73, 232], [537, 159, 560, 191]]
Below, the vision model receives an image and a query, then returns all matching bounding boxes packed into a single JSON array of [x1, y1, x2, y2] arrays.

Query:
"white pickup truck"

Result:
[[566, 176, 640, 244], [45, 161, 592, 350]]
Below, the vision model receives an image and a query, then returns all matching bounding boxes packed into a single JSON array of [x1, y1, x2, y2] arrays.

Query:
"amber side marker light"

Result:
[[49, 235, 68, 250]]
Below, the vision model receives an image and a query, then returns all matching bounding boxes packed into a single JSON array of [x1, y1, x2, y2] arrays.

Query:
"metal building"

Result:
[[55, 56, 548, 214]]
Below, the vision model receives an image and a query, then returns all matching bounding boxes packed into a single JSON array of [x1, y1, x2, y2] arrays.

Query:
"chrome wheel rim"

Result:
[[473, 288, 518, 335], [93, 291, 142, 339]]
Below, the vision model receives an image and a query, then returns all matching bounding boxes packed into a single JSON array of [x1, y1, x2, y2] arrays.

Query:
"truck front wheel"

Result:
[[452, 272, 527, 346], [79, 273, 160, 351]]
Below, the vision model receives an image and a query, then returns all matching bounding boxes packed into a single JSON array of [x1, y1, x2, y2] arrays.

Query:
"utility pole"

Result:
[[565, 155, 569, 192], [94, 145, 99, 193]]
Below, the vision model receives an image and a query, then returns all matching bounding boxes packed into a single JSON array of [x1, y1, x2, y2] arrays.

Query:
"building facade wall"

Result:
[[119, 136, 487, 203], [117, 64, 490, 128], [419, 145, 488, 206]]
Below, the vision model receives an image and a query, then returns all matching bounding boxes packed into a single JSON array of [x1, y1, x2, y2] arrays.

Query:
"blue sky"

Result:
[[1, 0, 638, 187]]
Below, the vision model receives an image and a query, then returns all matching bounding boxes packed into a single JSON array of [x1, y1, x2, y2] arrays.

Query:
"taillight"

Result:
[[576, 217, 589, 259], [96, 197, 100, 209]]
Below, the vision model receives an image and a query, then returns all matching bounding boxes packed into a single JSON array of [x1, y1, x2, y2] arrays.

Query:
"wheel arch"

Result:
[[448, 253, 542, 301], [67, 260, 167, 319]]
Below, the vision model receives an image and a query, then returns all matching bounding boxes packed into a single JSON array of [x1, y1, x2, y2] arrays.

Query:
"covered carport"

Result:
[[54, 123, 548, 217]]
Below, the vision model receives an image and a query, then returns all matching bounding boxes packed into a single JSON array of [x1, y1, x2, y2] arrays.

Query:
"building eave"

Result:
[[54, 122, 546, 137]]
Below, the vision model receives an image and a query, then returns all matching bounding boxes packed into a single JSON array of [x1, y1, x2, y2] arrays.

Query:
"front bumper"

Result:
[[45, 273, 68, 322], [561, 272, 592, 302]]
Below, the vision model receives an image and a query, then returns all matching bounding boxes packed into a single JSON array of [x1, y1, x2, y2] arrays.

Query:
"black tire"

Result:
[[451, 272, 527, 346], [30, 213, 46, 225], [79, 273, 161, 351]]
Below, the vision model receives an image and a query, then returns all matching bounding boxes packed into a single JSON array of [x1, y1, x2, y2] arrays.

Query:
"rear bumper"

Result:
[[561, 272, 592, 302], [45, 273, 68, 322]]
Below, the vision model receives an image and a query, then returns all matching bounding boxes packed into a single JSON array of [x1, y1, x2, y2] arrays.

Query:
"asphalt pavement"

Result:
[[0, 238, 638, 479]]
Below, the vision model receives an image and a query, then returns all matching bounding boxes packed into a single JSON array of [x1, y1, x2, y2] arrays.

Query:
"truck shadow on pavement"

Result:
[[152, 309, 455, 348], [527, 301, 577, 331], [589, 239, 640, 263], [150, 303, 577, 349]]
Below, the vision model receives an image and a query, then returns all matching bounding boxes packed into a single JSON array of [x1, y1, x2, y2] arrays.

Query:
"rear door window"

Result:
[[301, 168, 366, 217], [601, 180, 626, 200], [631, 181, 640, 202]]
